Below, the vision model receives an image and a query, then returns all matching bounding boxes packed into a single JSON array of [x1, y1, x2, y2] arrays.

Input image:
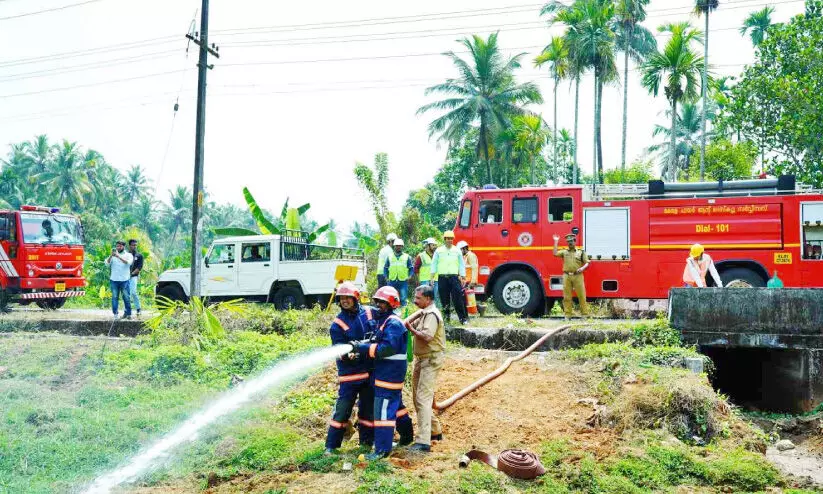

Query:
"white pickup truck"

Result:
[[156, 233, 367, 309]]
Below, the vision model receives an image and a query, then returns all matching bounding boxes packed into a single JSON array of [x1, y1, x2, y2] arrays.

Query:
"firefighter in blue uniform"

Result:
[[354, 285, 413, 459], [324, 282, 375, 454]]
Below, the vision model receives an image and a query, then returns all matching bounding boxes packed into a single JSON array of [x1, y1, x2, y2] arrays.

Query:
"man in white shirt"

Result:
[[377, 233, 397, 288], [106, 240, 134, 319]]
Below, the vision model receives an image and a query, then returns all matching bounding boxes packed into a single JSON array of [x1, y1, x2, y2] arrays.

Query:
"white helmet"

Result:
[[393, 238, 405, 247], [423, 237, 437, 246], [456, 240, 469, 249], [386, 233, 398, 242]]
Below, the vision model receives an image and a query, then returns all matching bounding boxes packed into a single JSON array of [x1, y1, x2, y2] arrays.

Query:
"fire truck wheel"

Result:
[[493, 270, 542, 316], [719, 267, 766, 288], [272, 286, 306, 310], [36, 299, 66, 310]]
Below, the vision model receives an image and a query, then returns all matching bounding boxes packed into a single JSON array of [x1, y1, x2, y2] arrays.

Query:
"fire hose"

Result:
[[459, 449, 547, 480], [433, 323, 574, 411]]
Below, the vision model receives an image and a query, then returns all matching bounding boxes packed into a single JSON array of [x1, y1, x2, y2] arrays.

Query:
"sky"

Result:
[[0, 0, 806, 235]]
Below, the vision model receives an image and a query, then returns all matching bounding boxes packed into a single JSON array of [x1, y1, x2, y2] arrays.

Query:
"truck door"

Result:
[[237, 241, 273, 294], [474, 191, 509, 266], [203, 242, 238, 295], [543, 191, 580, 293], [509, 194, 539, 250]]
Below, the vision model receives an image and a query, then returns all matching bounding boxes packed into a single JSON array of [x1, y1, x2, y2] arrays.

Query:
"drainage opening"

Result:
[[700, 346, 817, 414]]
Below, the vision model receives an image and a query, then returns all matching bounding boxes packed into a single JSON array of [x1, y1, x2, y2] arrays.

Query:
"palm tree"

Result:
[[561, 0, 618, 183], [642, 23, 705, 181], [694, 0, 719, 180], [740, 6, 774, 46], [555, 128, 576, 183], [614, 0, 656, 180], [37, 140, 92, 209], [163, 186, 193, 252], [648, 102, 711, 179], [21, 135, 53, 177], [417, 33, 543, 184], [512, 114, 550, 184], [535, 37, 568, 185], [123, 165, 151, 203]]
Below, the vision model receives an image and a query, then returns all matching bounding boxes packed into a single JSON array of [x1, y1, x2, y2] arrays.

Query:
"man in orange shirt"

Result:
[[683, 244, 724, 288]]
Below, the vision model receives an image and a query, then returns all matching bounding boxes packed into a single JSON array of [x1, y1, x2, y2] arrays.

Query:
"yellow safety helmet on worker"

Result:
[[690, 243, 704, 259]]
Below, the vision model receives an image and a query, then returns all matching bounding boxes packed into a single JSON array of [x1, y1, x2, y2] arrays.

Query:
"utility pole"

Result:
[[188, 0, 219, 298]]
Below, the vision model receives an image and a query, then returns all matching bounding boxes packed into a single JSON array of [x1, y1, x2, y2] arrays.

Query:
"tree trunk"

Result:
[[596, 78, 604, 184], [480, 117, 492, 184], [621, 31, 630, 182], [573, 76, 580, 184], [593, 71, 599, 184], [700, 12, 710, 180], [553, 76, 559, 184], [670, 99, 678, 182]]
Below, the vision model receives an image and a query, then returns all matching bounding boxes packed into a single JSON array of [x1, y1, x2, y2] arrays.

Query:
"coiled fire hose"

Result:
[[459, 449, 547, 480], [433, 323, 574, 411]]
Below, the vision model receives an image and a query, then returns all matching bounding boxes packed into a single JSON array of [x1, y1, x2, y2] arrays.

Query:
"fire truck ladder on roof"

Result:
[[583, 175, 813, 201]]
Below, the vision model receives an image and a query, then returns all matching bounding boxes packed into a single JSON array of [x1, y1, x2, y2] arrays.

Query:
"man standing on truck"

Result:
[[384, 238, 414, 306], [432, 231, 468, 324], [106, 240, 133, 319], [128, 239, 143, 317], [553, 233, 590, 319], [377, 233, 398, 288], [405, 284, 446, 453], [325, 282, 375, 454], [683, 244, 724, 288]]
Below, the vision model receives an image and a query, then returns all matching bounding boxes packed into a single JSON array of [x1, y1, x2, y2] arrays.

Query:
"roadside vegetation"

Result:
[[1, 306, 815, 493]]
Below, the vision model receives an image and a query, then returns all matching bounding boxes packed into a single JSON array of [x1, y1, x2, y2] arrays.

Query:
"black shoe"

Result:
[[430, 434, 443, 441], [408, 443, 431, 453], [398, 435, 413, 447], [460, 319, 468, 325], [366, 451, 388, 461]]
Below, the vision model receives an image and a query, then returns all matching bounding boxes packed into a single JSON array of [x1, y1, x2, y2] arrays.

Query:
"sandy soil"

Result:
[[175, 351, 615, 494]]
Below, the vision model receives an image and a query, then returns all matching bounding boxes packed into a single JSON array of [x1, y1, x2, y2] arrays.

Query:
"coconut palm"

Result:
[[535, 37, 568, 185], [694, 0, 719, 180], [163, 186, 193, 252], [614, 0, 656, 180], [512, 114, 550, 184], [21, 135, 53, 177], [417, 33, 543, 184], [740, 6, 774, 46], [555, 128, 576, 183], [37, 140, 93, 209], [648, 102, 713, 179], [123, 165, 151, 203], [641, 23, 705, 181]]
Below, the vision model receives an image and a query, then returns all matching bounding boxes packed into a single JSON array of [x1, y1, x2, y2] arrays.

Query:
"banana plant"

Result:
[[213, 187, 330, 243]]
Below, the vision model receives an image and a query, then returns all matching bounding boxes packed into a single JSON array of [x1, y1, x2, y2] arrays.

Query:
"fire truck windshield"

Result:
[[20, 212, 83, 245]]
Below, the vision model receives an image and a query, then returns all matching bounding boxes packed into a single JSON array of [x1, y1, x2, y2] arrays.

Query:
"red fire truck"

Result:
[[0, 205, 86, 310], [454, 175, 823, 316]]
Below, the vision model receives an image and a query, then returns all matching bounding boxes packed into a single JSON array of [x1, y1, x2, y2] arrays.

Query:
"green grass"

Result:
[[0, 316, 331, 493]]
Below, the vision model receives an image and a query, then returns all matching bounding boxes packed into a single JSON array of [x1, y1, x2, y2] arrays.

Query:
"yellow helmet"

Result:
[[442, 230, 455, 239], [690, 243, 704, 258]]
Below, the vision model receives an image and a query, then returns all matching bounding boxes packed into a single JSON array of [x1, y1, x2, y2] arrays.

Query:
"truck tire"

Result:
[[719, 267, 766, 288], [492, 270, 543, 316], [157, 284, 186, 303], [36, 298, 66, 310], [272, 286, 305, 310]]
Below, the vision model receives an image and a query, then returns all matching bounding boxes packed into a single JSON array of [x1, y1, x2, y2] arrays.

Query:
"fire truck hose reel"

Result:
[[459, 449, 546, 480], [434, 324, 576, 411]]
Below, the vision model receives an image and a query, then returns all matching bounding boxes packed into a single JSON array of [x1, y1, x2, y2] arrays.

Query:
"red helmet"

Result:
[[372, 286, 401, 309], [336, 281, 360, 300]]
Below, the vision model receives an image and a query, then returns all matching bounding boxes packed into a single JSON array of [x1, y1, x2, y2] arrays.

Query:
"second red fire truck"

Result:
[[453, 176, 823, 316]]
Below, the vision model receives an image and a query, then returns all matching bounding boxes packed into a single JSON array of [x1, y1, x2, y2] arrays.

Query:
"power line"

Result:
[[0, 35, 181, 68], [0, 49, 181, 82], [0, 69, 186, 98], [0, 0, 104, 21]]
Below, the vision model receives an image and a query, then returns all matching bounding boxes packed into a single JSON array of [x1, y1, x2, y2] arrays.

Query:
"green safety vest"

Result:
[[388, 253, 410, 281], [419, 251, 433, 282], [436, 246, 461, 275]]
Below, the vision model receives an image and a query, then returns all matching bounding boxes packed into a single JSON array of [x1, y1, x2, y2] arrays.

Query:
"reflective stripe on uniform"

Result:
[[384, 354, 406, 360], [369, 344, 377, 358], [396, 408, 408, 418], [379, 314, 403, 332], [338, 372, 369, 383], [333, 318, 350, 331], [375, 379, 404, 390], [329, 420, 348, 429], [388, 253, 410, 281], [358, 418, 374, 427], [374, 420, 396, 427]]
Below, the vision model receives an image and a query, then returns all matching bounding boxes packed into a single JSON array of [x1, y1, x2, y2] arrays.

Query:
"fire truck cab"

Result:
[[454, 176, 823, 316], [0, 205, 86, 309]]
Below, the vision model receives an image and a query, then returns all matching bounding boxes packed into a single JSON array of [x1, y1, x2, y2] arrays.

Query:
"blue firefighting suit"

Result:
[[357, 308, 413, 455], [325, 305, 375, 449]]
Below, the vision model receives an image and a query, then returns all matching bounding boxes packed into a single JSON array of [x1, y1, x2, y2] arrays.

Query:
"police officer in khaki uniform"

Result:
[[552, 232, 590, 318]]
